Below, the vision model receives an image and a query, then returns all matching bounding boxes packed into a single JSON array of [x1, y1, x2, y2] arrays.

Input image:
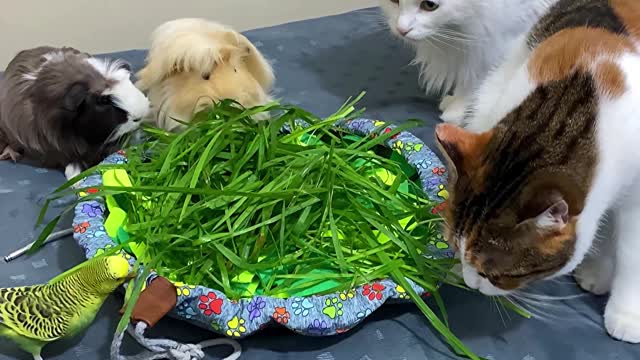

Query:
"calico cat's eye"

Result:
[[420, 0, 439, 11]]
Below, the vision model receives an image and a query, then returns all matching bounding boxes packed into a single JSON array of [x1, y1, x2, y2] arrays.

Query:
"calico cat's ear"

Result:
[[533, 200, 569, 233], [435, 123, 493, 179], [517, 196, 569, 234]]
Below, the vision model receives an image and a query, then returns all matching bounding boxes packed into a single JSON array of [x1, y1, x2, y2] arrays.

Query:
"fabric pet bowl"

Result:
[[72, 118, 453, 338]]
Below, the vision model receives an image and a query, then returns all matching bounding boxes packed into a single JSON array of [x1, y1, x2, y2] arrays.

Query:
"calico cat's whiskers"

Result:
[[509, 293, 602, 331], [506, 294, 567, 322], [500, 298, 512, 323], [514, 290, 587, 302], [505, 287, 591, 322], [491, 297, 509, 326]]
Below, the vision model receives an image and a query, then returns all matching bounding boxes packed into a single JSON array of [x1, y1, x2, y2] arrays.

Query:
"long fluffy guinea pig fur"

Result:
[[136, 18, 275, 132], [0, 46, 150, 179]]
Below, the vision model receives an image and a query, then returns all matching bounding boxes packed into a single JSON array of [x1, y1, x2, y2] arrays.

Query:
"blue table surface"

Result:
[[1, 7, 637, 360]]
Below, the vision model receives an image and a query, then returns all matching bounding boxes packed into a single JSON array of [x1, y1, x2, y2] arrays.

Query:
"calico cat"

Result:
[[435, 0, 640, 343], [380, 0, 555, 124]]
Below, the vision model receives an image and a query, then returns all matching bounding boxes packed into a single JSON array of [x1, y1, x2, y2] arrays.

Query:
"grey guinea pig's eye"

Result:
[[98, 95, 111, 105], [390, 0, 399, 4], [202, 73, 211, 80], [420, 0, 439, 11]]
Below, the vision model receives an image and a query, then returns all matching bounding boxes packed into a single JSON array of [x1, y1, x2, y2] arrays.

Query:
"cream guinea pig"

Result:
[[136, 18, 275, 132]]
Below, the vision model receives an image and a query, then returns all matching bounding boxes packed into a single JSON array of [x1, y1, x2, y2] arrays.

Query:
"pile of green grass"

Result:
[[37, 95, 510, 359], [120, 100, 457, 299]]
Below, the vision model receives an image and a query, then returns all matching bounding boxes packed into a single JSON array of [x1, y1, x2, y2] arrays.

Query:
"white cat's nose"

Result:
[[396, 26, 412, 36]]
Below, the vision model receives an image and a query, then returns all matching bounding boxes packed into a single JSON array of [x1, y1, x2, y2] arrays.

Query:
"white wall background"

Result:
[[0, 0, 377, 68]]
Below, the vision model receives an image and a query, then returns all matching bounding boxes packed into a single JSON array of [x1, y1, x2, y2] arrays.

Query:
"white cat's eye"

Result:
[[420, 0, 439, 11]]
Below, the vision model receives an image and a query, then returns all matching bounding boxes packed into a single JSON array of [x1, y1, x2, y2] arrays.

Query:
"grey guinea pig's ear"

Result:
[[63, 82, 90, 111], [116, 60, 132, 72]]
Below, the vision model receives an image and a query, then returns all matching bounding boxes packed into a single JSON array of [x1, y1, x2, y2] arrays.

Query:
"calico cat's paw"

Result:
[[574, 256, 613, 295], [605, 302, 640, 343]]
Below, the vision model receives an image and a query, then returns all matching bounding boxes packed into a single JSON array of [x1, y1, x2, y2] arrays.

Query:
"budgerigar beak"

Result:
[[126, 272, 137, 280]]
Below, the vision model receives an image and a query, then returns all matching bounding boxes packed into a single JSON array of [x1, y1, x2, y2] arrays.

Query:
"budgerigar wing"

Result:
[[0, 286, 71, 341]]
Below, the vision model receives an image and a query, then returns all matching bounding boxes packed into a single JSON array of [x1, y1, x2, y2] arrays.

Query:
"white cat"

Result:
[[379, 0, 555, 124]]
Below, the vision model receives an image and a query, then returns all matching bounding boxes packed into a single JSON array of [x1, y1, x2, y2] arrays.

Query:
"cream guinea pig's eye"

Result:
[[202, 73, 211, 80]]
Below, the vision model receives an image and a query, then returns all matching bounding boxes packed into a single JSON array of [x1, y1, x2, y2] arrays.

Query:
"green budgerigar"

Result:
[[0, 256, 133, 360]]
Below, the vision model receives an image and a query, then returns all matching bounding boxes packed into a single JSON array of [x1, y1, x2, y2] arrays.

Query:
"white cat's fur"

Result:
[[461, 33, 640, 343], [380, 0, 555, 124]]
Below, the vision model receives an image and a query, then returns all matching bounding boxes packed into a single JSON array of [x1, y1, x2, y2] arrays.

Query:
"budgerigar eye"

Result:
[[420, 0, 439, 11]]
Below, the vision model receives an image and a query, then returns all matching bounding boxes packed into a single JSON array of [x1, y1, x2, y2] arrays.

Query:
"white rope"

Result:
[[111, 321, 242, 360], [196, 339, 242, 360]]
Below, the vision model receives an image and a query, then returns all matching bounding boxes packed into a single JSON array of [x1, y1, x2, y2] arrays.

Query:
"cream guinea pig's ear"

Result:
[[236, 34, 275, 93]]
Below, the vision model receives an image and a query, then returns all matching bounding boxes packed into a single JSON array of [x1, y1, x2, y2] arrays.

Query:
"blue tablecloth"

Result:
[[0, 7, 636, 360]]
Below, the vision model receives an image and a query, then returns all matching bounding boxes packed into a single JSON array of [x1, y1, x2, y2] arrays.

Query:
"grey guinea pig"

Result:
[[0, 46, 150, 179]]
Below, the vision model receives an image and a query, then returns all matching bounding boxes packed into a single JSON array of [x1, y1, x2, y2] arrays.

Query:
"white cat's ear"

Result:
[[534, 200, 569, 233]]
